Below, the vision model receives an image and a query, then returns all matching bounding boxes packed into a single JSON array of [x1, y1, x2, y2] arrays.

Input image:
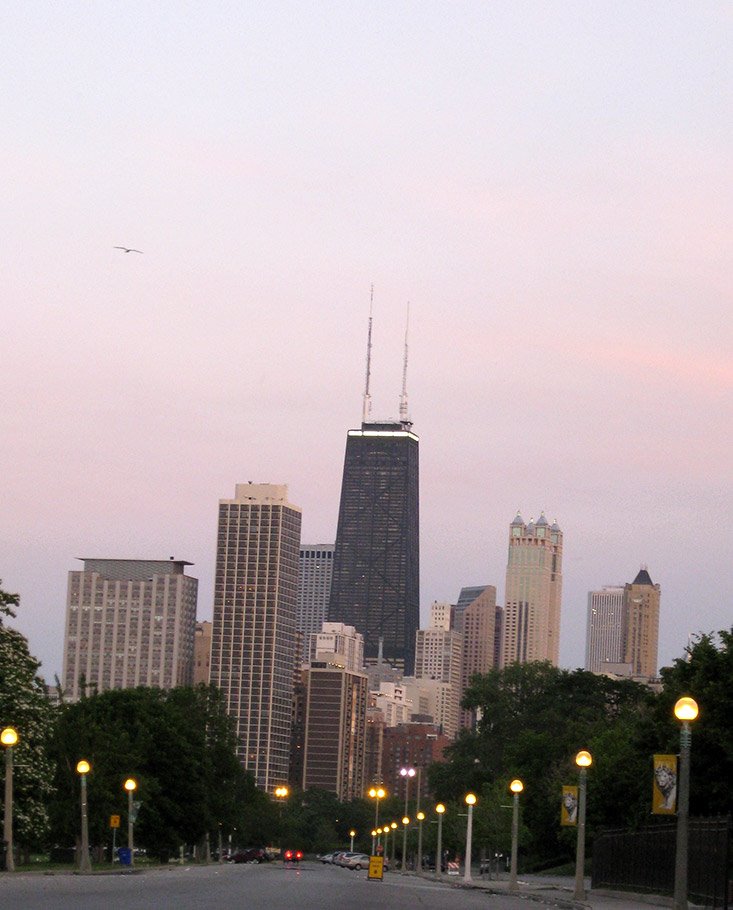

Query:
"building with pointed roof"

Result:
[[501, 511, 563, 667], [623, 566, 661, 678]]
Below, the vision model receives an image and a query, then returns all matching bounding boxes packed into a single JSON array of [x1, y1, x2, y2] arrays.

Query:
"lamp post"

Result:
[[573, 751, 592, 901], [399, 767, 415, 870], [464, 793, 476, 883], [435, 803, 445, 880], [509, 779, 524, 891], [368, 787, 386, 853], [349, 829, 356, 852], [77, 760, 92, 874], [673, 696, 699, 910], [391, 821, 398, 865], [124, 778, 137, 867], [416, 811, 425, 873], [401, 817, 410, 871], [371, 829, 378, 854], [1, 727, 18, 873]]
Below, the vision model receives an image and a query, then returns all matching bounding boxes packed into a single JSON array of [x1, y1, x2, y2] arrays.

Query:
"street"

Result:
[[1, 861, 528, 910]]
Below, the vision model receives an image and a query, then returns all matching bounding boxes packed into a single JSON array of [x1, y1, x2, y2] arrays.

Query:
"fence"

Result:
[[592, 816, 731, 909]]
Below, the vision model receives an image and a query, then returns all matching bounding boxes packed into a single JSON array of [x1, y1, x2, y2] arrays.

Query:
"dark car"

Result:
[[283, 849, 303, 864], [230, 847, 270, 864]]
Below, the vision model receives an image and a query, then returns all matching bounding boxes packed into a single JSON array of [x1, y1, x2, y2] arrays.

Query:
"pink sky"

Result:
[[1, 2, 731, 682]]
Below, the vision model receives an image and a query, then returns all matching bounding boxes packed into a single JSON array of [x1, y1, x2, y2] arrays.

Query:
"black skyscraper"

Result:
[[328, 419, 420, 674]]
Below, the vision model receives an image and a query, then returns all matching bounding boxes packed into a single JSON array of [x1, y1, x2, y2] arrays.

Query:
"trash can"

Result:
[[118, 847, 132, 866]]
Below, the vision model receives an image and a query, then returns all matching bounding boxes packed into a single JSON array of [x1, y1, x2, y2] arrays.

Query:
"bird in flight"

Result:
[[114, 246, 143, 253]]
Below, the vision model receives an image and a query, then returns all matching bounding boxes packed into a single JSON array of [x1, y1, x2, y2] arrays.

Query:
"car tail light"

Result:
[[285, 850, 292, 860], [296, 851, 303, 860]]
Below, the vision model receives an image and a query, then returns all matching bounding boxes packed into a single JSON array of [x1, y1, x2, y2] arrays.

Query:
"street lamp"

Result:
[[399, 767, 415, 871], [573, 751, 592, 901], [1, 727, 18, 873], [368, 786, 386, 853], [673, 696, 699, 910], [401, 817, 410, 871], [464, 793, 476, 883], [435, 803, 445, 880], [77, 760, 92, 874], [416, 811, 425, 873], [391, 821, 398, 864], [274, 786, 289, 799], [371, 828, 378, 853], [124, 778, 137, 867], [349, 829, 356, 852], [509, 779, 524, 891]]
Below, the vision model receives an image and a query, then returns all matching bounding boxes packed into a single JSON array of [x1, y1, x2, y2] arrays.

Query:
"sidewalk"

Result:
[[427, 872, 676, 910]]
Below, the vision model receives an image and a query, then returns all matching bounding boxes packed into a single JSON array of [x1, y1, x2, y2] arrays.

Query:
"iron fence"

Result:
[[592, 816, 731, 909]]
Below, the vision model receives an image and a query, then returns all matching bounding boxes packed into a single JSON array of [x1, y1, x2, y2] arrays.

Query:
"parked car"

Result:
[[283, 848, 303, 864], [230, 847, 270, 864], [334, 851, 359, 866], [343, 853, 371, 871], [318, 852, 337, 864]]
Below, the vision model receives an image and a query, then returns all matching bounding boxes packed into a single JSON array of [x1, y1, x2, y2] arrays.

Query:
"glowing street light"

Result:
[[124, 778, 137, 867], [349, 829, 356, 852], [435, 803, 445, 880], [673, 696, 699, 910], [509, 779, 524, 891], [1, 727, 18, 873], [399, 767, 415, 871], [390, 821, 398, 864], [368, 786, 386, 854], [77, 760, 92, 874], [416, 811, 425, 873], [573, 751, 592, 900], [464, 793, 477, 883]]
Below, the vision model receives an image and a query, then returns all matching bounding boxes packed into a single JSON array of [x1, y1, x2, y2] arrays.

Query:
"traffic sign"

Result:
[[110, 815, 121, 829], [368, 855, 384, 881]]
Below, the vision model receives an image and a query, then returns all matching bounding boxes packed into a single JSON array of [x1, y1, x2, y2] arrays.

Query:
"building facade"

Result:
[[585, 586, 626, 673], [454, 585, 498, 728], [62, 558, 197, 700], [209, 483, 302, 790], [300, 663, 368, 800], [297, 544, 334, 642], [193, 620, 212, 685], [328, 420, 420, 674], [309, 621, 364, 671], [502, 512, 563, 667], [413, 602, 462, 738], [623, 568, 661, 678], [382, 722, 452, 806]]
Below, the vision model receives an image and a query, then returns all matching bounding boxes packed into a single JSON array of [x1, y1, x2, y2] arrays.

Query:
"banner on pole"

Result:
[[652, 754, 677, 814], [561, 786, 579, 826]]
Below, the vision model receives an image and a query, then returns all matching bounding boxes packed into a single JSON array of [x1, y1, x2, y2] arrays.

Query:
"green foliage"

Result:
[[48, 685, 256, 860], [0, 583, 57, 849]]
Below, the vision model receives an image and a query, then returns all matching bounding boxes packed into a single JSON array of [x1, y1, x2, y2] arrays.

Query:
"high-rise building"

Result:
[[328, 421, 420, 674], [209, 483, 302, 790], [193, 620, 212, 685], [413, 602, 462, 738], [309, 621, 364, 671], [328, 307, 420, 674], [382, 722, 452, 805], [300, 662, 368, 800], [297, 544, 334, 642], [454, 585, 498, 728], [624, 567, 661, 678], [62, 558, 197, 700], [585, 586, 626, 673], [502, 512, 563, 667]]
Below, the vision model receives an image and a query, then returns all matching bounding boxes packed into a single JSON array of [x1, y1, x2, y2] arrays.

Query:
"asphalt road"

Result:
[[1, 861, 525, 910]]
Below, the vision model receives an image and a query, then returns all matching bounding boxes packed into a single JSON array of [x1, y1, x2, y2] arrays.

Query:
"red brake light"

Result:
[[296, 851, 303, 859], [285, 850, 292, 859]]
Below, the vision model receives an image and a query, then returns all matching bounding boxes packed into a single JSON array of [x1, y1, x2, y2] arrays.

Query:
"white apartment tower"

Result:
[[413, 601, 462, 737], [62, 558, 197, 701], [502, 512, 563, 667], [209, 483, 302, 790], [309, 621, 364, 671], [297, 544, 334, 642], [585, 586, 626, 673]]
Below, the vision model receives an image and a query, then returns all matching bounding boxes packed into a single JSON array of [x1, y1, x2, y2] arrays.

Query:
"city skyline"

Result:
[[2, 3, 730, 686]]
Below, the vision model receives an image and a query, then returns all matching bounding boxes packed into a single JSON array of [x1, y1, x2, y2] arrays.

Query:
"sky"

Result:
[[2, 1, 731, 685]]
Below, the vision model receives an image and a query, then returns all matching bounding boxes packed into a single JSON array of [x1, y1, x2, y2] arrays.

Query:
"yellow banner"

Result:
[[561, 786, 579, 826], [368, 855, 384, 881], [652, 754, 677, 814]]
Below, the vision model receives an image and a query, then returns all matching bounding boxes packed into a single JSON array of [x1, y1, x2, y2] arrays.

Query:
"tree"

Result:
[[0, 582, 57, 855]]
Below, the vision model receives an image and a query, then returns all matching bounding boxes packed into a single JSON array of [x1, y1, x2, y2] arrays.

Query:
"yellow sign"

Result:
[[561, 786, 579, 826], [652, 754, 678, 815], [110, 815, 121, 829], [368, 855, 384, 881]]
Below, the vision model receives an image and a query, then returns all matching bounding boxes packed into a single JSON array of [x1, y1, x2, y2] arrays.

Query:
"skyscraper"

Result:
[[623, 567, 661, 678], [413, 602, 462, 738], [62, 558, 197, 700], [502, 512, 563, 667], [454, 585, 498, 728], [297, 544, 334, 642], [328, 307, 419, 673], [585, 586, 626, 673], [209, 483, 302, 790]]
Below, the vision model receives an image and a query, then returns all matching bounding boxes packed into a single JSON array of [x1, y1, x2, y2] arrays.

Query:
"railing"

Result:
[[592, 816, 731, 909]]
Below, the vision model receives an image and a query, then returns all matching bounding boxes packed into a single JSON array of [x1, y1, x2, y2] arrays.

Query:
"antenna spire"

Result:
[[362, 285, 374, 425], [399, 302, 411, 428]]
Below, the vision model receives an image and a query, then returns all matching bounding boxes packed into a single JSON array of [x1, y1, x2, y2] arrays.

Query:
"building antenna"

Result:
[[362, 284, 374, 425], [399, 302, 411, 428]]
